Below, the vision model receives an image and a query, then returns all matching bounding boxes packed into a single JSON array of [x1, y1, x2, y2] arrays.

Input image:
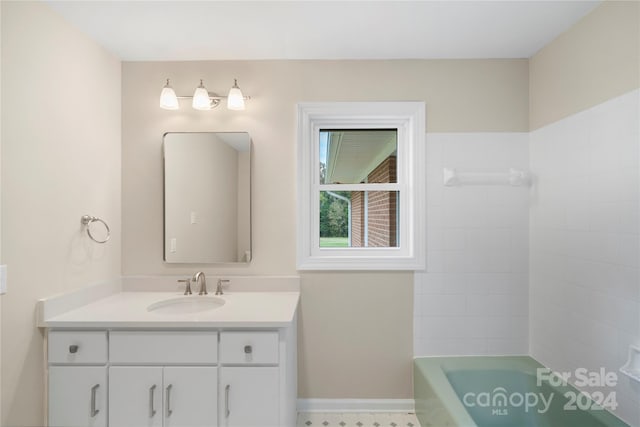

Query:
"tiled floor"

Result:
[[296, 412, 420, 427]]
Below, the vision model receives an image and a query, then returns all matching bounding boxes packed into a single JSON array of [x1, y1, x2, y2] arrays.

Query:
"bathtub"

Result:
[[414, 356, 628, 427]]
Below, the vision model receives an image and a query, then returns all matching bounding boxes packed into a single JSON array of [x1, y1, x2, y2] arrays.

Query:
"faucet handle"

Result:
[[216, 279, 230, 296], [177, 278, 192, 295]]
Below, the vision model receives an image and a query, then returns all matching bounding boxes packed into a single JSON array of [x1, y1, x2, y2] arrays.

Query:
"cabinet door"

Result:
[[220, 367, 279, 427], [49, 366, 107, 427], [164, 366, 218, 427], [109, 367, 163, 427]]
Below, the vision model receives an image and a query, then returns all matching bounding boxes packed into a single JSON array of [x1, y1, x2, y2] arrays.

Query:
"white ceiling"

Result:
[[45, 1, 601, 61]]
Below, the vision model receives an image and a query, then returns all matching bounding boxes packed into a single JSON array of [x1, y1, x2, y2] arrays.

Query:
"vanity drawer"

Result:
[[48, 331, 107, 364], [220, 331, 279, 365], [110, 331, 218, 364]]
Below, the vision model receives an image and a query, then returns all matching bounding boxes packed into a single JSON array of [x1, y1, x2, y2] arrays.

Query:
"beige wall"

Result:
[[298, 272, 414, 398], [1, 2, 121, 425], [530, 0, 640, 130], [122, 59, 529, 398]]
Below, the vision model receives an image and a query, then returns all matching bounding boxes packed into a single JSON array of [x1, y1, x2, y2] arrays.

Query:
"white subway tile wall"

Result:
[[414, 132, 530, 357], [530, 89, 640, 425]]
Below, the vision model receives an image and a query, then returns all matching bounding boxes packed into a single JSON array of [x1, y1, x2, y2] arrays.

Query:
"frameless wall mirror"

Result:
[[163, 132, 251, 263]]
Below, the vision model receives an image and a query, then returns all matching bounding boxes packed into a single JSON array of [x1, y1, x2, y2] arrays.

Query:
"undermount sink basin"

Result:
[[147, 296, 225, 315]]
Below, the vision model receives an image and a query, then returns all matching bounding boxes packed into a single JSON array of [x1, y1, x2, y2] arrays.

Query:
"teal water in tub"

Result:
[[445, 369, 628, 427]]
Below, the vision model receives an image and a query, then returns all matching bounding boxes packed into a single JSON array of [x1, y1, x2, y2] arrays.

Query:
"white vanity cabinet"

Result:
[[48, 331, 108, 427], [107, 330, 219, 427], [109, 366, 218, 427], [219, 332, 280, 427], [109, 367, 164, 427], [220, 367, 279, 426], [49, 366, 107, 427], [46, 327, 297, 427]]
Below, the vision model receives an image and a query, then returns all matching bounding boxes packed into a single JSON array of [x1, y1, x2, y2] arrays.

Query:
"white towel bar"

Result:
[[443, 168, 531, 187]]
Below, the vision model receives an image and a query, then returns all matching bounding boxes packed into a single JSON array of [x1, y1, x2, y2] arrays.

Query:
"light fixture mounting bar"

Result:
[[175, 94, 251, 100]]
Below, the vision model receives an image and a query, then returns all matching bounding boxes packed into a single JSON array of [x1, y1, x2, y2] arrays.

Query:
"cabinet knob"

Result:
[[244, 345, 252, 354], [69, 345, 79, 354]]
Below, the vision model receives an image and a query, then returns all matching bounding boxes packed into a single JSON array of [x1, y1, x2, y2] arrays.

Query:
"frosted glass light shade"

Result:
[[159, 80, 179, 110], [227, 79, 245, 111], [192, 80, 212, 110]]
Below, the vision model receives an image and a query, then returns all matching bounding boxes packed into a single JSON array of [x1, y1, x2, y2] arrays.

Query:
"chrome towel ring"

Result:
[[81, 215, 111, 244]]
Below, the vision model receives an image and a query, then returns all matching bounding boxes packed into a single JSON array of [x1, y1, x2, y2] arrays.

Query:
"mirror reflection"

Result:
[[163, 132, 251, 263], [319, 129, 398, 248]]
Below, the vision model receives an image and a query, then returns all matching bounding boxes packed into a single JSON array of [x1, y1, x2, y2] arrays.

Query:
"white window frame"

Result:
[[296, 102, 426, 270]]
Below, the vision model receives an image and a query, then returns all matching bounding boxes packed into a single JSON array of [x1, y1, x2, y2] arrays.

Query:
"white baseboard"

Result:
[[297, 399, 415, 413]]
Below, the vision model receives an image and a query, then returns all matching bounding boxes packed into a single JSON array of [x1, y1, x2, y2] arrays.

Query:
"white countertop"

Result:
[[42, 291, 299, 328], [38, 277, 300, 329]]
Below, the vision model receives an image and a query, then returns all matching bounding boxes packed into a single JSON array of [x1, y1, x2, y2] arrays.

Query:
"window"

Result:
[[319, 129, 398, 248], [297, 102, 426, 270]]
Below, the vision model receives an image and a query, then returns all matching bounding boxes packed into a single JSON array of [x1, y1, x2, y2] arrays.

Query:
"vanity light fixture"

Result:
[[159, 78, 249, 111], [159, 79, 179, 110], [227, 79, 245, 111], [192, 79, 212, 110]]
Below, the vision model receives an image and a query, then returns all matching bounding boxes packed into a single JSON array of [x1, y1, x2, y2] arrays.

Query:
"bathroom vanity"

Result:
[[38, 278, 299, 427]]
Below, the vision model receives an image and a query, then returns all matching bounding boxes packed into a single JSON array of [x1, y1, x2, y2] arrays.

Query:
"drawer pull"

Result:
[[69, 345, 79, 354], [149, 384, 157, 417], [166, 384, 173, 417], [90, 384, 100, 417], [225, 384, 231, 418], [244, 345, 252, 354]]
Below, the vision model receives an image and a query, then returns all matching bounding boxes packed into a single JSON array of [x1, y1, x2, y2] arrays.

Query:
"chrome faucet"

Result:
[[216, 279, 230, 296], [193, 271, 207, 295]]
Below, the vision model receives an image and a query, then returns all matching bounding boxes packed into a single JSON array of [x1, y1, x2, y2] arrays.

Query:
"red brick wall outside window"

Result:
[[350, 156, 397, 247], [351, 191, 365, 247]]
